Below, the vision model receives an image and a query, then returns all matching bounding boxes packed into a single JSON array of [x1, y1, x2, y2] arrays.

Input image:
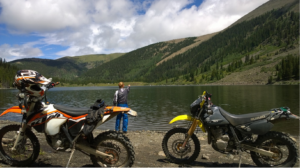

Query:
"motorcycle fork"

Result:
[[11, 102, 35, 151], [11, 118, 28, 151], [181, 119, 198, 149]]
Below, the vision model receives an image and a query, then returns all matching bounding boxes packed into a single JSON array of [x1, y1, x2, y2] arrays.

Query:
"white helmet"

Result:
[[14, 70, 52, 97]]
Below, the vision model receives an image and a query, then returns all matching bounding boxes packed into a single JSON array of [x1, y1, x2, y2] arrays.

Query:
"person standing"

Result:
[[113, 82, 130, 133]]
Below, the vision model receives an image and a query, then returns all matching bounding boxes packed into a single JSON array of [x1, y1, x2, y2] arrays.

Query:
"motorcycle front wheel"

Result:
[[162, 127, 200, 164], [250, 131, 298, 167], [90, 131, 135, 167], [0, 125, 40, 166]]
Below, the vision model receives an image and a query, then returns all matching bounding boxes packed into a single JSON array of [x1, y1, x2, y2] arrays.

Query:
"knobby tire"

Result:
[[90, 131, 135, 167], [0, 124, 40, 166], [250, 131, 298, 167], [162, 127, 200, 164]]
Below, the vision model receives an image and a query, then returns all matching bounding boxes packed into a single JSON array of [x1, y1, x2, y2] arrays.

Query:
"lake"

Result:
[[0, 85, 299, 135]]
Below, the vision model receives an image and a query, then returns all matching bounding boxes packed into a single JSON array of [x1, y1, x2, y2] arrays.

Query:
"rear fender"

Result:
[[0, 106, 22, 117], [97, 106, 137, 127], [103, 106, 137, 117], [270, 112, 300, 121], [127, 109, 137, 117], [169, 114, 206, 132], [104, 106, 130, 114], [270, 107, 300, 121], [288, 114, 300, 120]]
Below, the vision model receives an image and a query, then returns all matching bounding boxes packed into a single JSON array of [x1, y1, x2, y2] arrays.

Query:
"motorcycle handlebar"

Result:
[[46, 82, 60, 89], [206, 92, 212, 98]]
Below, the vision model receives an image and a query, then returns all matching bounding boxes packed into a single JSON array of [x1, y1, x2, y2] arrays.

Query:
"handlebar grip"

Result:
[[206, 92, 212, 98]]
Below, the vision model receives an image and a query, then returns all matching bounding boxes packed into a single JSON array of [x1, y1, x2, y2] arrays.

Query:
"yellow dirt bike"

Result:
[[162, 91, 299, 167]]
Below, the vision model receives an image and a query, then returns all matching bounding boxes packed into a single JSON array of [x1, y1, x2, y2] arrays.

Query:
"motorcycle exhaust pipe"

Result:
[[241, 144, 275, 157], [75, 143, 113, 158]]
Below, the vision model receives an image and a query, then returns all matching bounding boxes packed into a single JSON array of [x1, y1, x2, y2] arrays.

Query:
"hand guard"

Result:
[[46, 82, 59, 89]]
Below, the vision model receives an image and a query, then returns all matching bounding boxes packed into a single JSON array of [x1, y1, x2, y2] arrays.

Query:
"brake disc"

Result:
[[172, 139, 191, 156], [100, 142, 121, 164]]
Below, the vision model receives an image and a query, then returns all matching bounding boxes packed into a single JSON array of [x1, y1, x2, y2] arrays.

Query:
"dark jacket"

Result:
[[113, 86, 130, 105]]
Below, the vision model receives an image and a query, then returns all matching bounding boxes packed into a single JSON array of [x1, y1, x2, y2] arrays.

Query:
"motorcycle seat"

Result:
[[218, 107, 271, 126], [54, 104, 89, 117]]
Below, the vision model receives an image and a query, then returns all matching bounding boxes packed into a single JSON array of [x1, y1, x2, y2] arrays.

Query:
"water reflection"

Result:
[[0, 85, 299, 135]]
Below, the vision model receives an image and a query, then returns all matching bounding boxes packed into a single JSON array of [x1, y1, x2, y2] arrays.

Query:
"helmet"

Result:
[[14, 70, 52, 97]]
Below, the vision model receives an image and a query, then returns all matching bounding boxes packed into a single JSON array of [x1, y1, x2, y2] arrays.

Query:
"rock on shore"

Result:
[[0, 120, 299, 167]]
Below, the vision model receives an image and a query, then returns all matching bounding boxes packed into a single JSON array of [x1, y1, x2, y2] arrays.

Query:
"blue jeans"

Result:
[[115, 103, 128, 132]]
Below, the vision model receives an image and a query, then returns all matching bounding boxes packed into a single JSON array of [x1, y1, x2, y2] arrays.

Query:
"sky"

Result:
[[0, 0, 269, 62]]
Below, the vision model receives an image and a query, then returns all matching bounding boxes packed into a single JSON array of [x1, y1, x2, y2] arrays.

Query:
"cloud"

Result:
[[0, 43, 43, 61], [0, 0, 89, 33], [0, 0, 269, 59], [128, 0, 269, 44]]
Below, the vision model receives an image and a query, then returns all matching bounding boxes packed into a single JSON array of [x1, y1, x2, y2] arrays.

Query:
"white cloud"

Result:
[[0, 0, 269, 59], [0, 0, 89, 33], [0, 44, 43, 61]]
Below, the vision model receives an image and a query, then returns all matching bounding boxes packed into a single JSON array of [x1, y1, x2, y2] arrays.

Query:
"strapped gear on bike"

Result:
[[82, 99, 105, 136]]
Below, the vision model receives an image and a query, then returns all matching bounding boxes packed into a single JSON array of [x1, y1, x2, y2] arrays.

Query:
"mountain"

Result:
[[9, 53, 124, 81], [80, 0, 299, 85], [56, 53, 124, 69], [5, 0, 299, 86], [11, 58, 84, 80], [229, 0, 298, 27], [82, 36, 210, 83]]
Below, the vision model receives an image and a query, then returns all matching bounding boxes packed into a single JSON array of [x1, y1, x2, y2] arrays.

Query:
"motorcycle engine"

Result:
[[47, 132, 70, 151], [210, 126, 235, 153]]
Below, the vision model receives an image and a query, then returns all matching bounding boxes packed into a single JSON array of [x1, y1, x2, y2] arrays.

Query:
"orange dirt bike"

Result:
[[162, 91, 299, 167], [0, 82, 137, 167]]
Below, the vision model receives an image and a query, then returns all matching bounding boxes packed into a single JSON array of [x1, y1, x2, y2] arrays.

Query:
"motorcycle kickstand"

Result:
[[66, 134, 81, 168], [229, 126, 244, 168], [238, 149, 242, 168]]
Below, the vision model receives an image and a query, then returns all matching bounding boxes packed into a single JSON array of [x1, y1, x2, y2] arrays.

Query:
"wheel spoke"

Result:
[[162, 128, 200, 164], [0, 125, 40, 166], [251, 131, 298, 167], [96, 139, 125, 166], [90, 131, 134, 167]]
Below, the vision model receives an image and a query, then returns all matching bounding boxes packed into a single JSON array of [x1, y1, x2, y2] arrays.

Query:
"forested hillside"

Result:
[[11, 58, 85, 80], [80, 37, 198, 84], [0, 58, 18, 88], [8, 53, 125, 84], [150, 7, 299, 83], [57, 53, 124, 69], [274, 54, 299, 82], [74, 1, 299, 85]]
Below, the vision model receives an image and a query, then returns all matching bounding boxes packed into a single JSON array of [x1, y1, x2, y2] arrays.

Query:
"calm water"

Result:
[[0, 85, 299, 135]]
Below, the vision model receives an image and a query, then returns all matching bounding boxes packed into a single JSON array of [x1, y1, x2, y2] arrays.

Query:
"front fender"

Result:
[[0, 106, 22, 117], [169, 114, 206, 133]]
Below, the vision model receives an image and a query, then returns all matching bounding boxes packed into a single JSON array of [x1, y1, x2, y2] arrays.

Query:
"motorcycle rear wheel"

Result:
[[0, 125, 40, 166], [90, 131, 135, 167], [162, 127, 200, 164], [250, 131, 298, 167]]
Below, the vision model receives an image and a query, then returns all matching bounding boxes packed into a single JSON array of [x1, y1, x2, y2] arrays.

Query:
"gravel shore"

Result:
[[0, 120, 299, 167]]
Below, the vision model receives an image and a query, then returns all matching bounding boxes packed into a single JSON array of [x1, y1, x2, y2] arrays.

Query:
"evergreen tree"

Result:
[[268, 76, 273, 84], [276, 55, 299, 81], [0, 58, 19, 88]]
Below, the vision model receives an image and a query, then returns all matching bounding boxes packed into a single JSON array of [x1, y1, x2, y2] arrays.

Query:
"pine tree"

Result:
[[268, 76, 273, 84]]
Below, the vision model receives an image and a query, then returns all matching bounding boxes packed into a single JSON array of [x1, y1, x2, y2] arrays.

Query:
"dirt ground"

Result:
[[0, 120, 299, 167]]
